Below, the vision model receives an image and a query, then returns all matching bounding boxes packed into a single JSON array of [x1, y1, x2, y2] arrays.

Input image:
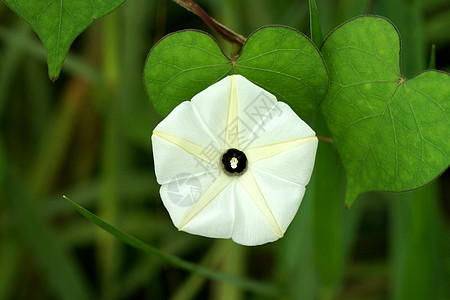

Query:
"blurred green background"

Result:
[[0, 0, 449, 299]]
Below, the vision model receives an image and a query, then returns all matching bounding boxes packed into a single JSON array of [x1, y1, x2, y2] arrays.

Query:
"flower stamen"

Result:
[[222, 148, 247, 174]]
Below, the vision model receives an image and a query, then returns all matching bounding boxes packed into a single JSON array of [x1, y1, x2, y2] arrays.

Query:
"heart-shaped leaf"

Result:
[[144, 26, 328, 119], [235, 26, 328, 119], [320, 16, 449, 207], [144, 30, 233, 117], [4, 0, 127, 80]]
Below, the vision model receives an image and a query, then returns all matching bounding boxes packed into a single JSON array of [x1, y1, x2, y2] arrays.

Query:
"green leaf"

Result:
[[144, 26, 328, 119], [3, 0, 126, 80], [320, 16, 450, 207], [308, 0, 324, 46], [235, 26, 328, 119], [144, 30, 232, 117], [63, 196, 279, 297]]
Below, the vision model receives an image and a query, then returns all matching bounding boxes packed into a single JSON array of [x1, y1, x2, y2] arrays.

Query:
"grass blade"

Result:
[[0, 241, 21, 299], [276, 185, 317, 299], [98, 12, 122, 299], [6, 176, 93, 300], [0, 21, 27, 118], [64, 196, 280, 297], [428, 44, 436, 69], [311, 113, 345, 297], [389, 184, 447, 299], [309, 0, 324, 46]]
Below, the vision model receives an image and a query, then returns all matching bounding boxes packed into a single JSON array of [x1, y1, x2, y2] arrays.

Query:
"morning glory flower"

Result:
[[151, 75, 318, 246]]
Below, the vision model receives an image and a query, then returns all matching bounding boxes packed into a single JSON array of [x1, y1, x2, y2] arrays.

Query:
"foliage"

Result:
[[321, 16, 449, 207], [1, 0, 449, 299], [3, 0, 126, 79], [145, 26, 327, 119]]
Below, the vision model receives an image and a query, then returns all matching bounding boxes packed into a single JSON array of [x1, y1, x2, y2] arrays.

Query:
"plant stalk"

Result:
[[172, 0, 246, 49]]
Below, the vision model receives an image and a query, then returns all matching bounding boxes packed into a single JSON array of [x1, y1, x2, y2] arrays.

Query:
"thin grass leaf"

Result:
[[335, 0, 370, 25], [0, 21, 27, 118], [30, 87, 82, 196], [98, 12, 122, 299], [389, 185, 447, 299], [311, 113, 345, 296], [309, 0, 323, 46], [0, 241, 21, 300], [276, 188, 317, 299], [26, 60, 51, 137], [213, 241, 246, 300], [121, 234, 195, 299], [428, 44, 436, 69], [170, 240, 231, 300], [44, 172, 159, 218], [0, 138, 5, 184], [64, 196, 280, 297], [425, 9, 450, 45], [6, 177, 93, 300]]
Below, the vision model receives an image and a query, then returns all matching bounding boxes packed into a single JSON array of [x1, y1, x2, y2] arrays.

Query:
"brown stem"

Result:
[[172, 0, 246, 49], [317, 136, 334, 144]]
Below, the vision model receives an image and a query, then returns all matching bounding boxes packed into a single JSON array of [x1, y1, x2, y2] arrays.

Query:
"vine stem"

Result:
[[172, 0, 246, 49], [317, 136, 334, 144]]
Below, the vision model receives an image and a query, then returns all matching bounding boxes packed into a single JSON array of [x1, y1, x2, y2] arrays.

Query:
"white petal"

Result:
[[153, 131, 221, 166], [181, 181, 235, 238], [231, 176, 282, 246], [224, 76, 239, 147], [233, 75, 278, 149], [249, 138, 318, 186], [152, 135, 220, 185], [241, 99, 316, 149], [190, 76, 232, 149], [154, 101, 223, 152], [246, 136, 317, 162], [178, 173, 232, 230], [160, 173, 234, 239], [238, 171, 283, 237], [251, 168, 306, 233], [160, 173, 216, 226]]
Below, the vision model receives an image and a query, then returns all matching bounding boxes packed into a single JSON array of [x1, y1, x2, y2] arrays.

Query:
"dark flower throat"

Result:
[[222, 148, 247, 174]]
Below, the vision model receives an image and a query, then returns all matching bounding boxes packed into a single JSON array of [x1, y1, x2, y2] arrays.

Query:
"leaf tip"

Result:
[[63, 195, 75, 207], [49, 70, 60, 82], [344, 188, 360, 208]]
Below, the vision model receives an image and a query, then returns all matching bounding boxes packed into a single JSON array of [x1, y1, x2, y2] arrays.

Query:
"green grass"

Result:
[[0, 0, 449, 299]]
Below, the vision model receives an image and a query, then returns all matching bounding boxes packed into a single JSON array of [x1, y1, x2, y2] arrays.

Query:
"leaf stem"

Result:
[[172, 0, 246, 50], [317, 136, 334, 144]]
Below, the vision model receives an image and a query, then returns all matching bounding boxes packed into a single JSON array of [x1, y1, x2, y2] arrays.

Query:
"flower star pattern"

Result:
[[152, 75, 318, 246]]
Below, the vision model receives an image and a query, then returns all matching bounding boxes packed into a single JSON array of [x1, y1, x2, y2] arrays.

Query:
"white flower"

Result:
[[151, 75, 318, 246]]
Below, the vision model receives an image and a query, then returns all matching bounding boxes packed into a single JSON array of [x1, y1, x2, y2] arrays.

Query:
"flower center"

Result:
[[222, 148, 247, 174]]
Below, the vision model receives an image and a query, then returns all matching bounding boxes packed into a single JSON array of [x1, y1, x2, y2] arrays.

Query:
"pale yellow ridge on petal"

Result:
[[178, 173, 232, 230], [246, 136, 317, 162], [225, 75, 239, 147], [153, 131, 221, 166], [239, 171, 284, 237]]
